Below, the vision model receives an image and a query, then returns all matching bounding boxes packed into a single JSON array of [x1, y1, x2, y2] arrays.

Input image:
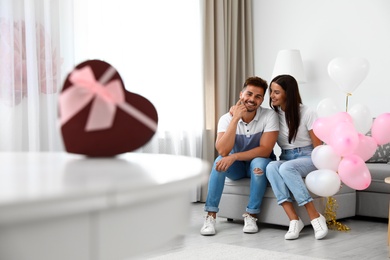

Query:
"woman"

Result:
[[266, 74, 328, 240]]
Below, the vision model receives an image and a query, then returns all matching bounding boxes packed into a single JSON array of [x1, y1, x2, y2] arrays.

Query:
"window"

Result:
[[73, 0, 203, 135]]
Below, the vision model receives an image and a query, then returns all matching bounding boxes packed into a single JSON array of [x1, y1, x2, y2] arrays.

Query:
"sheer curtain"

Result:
[[201, 0, 254, 200], [0, 0, 73, 152], [73, 0, 204, 201], [0, 0, 204, 201], [0, 0, 254, 203], [0, 0, 253, 201]]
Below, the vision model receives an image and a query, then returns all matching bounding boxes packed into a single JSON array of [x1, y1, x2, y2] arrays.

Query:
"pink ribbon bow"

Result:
[[59, 66, 157, 132]]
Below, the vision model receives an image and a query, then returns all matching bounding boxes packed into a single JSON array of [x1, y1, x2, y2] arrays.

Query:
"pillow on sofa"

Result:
[[366, 143, 390, 163], [366, 129, 390, 163]]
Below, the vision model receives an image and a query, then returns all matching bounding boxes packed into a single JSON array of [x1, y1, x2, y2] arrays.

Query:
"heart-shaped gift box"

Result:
[[59, 59, 158, 157]]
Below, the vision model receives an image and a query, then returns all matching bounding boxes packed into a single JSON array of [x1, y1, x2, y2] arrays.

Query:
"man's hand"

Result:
[[229, 99, 246, 119], [215, 154, 236, 172]]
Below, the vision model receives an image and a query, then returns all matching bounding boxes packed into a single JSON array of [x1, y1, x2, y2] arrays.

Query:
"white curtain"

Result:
[[0, 0, 73, 151], [72, 0, 203, 133], [73, 0, 204, 201], [0, 0, 204, 201]]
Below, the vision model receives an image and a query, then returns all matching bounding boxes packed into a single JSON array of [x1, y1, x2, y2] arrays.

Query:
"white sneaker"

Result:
[[242, 213, 258, 233], [285, 218, 304, 240], [311, 214, 328, 240], [200, 215, 216, 236]]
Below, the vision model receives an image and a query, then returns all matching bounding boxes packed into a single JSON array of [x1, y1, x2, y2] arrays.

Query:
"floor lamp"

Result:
[[271, 49, 306, 84]]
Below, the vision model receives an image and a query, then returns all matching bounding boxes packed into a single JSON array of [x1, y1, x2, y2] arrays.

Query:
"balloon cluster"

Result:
[[305, 57, 390, 197], [306, 112, 390, 197]]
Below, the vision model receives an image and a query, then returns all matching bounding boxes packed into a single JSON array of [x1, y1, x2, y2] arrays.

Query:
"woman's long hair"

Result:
[[269, 75, 302, 143]]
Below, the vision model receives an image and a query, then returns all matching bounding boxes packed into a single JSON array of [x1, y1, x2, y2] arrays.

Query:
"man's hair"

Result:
[[243, 76, 268, 93]]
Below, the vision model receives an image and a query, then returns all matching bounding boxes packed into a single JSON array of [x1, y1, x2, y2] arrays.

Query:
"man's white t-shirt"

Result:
[[217, 107, 279, 154]]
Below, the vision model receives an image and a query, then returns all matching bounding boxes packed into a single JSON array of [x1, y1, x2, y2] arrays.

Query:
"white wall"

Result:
[[253, 0, 390, 117]]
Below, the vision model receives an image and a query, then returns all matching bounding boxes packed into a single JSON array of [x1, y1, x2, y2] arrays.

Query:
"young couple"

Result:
[[200, 75, 328, 240]]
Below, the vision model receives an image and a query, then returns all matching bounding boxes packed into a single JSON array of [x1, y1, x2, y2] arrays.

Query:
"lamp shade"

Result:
[[271, 49, 306, 83]]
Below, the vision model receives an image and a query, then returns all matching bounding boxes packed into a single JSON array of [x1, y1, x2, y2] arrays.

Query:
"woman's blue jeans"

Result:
[[204, 156, 271, 215], [265, 145, 316, 206]]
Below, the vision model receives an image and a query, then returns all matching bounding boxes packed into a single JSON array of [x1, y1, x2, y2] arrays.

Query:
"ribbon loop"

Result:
[[59, 65, 157, 132]]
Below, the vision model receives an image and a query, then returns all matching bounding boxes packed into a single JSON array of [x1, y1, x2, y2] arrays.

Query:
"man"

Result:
[[201, 76, 279, 236]]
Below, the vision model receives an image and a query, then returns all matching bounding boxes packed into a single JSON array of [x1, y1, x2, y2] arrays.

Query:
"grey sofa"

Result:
[[219, 177, 356, 226], [355, 139, 390, 218], [218, 147, 390, 226], [356, 163, 390, 219]]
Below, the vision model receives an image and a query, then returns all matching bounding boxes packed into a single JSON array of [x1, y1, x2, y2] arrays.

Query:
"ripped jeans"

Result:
[[204, 156, 271, 215]]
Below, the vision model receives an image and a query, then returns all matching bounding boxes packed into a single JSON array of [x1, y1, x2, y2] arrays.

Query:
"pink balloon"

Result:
[[371, 113, 390, 145], [338, 154, 371, 190], [312, 117, 333, 144], [353, 133, 377, 161], [329, 121, 359, 156], [331, 112, 353, 125], [312, 112, 354, 144]]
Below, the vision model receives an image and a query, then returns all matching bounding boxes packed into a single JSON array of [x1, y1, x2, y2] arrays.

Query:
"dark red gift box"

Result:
[[58, 59, 158, 157]]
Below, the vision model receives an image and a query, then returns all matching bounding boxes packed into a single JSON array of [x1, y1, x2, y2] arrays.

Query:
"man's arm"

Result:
[[230, 131, 279, 161], [215, 122, 238, 157], [214, 130, 278, 172], [216, 101, 246, 156]]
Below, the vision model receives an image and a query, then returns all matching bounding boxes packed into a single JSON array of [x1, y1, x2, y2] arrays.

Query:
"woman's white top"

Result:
[[277, 104, 317, 150]]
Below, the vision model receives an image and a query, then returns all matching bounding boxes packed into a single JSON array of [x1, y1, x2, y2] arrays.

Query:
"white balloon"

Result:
[[348, 103, 372, 134], [316, 98, 341, 118], [305, 169, 341, 197], [311, 145, 342, 171], [328, 57, 369, 94]]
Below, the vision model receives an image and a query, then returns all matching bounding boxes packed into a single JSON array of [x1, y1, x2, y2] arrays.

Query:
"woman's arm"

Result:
[[309, 129, 323, 148]]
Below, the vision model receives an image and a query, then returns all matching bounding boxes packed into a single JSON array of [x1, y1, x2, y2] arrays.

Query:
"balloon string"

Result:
[[345, 93, 352, 112], [324, 196, 350, 231]]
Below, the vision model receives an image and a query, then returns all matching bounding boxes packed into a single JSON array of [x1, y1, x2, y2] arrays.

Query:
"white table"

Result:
[[0, 152, 209, 260], [386, 177, 390, 247]]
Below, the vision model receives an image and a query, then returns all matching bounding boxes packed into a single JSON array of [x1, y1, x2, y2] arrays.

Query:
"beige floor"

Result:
[[141, 202, 389, 260]]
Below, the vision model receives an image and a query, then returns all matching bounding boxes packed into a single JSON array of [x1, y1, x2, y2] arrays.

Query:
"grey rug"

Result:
[[147, 242, 326, 260]]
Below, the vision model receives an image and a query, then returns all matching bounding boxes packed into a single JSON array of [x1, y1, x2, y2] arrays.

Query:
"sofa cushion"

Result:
[[366, 143, 390, 163], [364, 163, 390, 193], [366, 128, 390, 163], [356, 192, 390, 218], [220, 177, 356, 225], [223, 177, 355, 198]]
